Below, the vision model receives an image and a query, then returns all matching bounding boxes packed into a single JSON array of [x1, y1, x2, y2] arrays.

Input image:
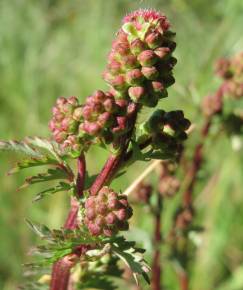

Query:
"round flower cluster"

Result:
[[158, 175, 180, 198], [84, 187, 133, 237], [49, 91, 138, 153], [175, 206, 194, 229], [80, 90, 136, 143], [145, 109, 191, 156], [215, 52, 243, 99], [103, 9, 176, 107], [201, 92, 223, 117], [133, 182, 153, 203], [49, 96, 84, 152], [158, 161, 180, 198]]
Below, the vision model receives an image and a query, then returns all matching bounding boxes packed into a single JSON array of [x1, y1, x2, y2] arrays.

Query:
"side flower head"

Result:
[[49, 96, 84, 154], [84, 187, 133, 237], [215, 52, 243, 99], [143, 109, 191, 156]]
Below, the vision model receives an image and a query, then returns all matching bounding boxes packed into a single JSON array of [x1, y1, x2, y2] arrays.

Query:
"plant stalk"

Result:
[[151, 191, 163, 290], [50, 153, 86, 290], [90, 104, 139, 195]]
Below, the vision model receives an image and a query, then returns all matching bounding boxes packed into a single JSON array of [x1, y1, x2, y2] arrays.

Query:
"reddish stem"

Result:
[[90, 154, 122, 195], [178, 272, 189, 290], [90, 103, 139, 195], [50, 153, 86, 290], [175, 84, 225, 290], [183, 118, 211, 208], [151, 192, 162, 290]]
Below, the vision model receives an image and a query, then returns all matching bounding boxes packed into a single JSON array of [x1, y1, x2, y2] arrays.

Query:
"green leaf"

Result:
[[78, 256, 122, 290], [138, 22, 151, 40], [25, 137, 62, 161], [19, 167, 70, 190], [25, 220, 52, 240], [25, 222, 102, 267], [0, 140, 42, 158], [8, 156, 58, 175], [78, 274, 118, 290], [33, 181, 73, 202], [109, 236, 150, 285], [122, 23, 138, 36]]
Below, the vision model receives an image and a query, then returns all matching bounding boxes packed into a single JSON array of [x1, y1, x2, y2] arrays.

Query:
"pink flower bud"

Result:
[[154, 47, 170, 59], [138, 50, 158, 66], [106, 212, 117, 224], [56, 97, 67, 106], [121, 55, 138, 69], [151, 81, 167, 98], [73, 107, 83, 121], [96, 203, 107, 215], [145, 31, 163, 49], [142, 66, 159, 80], [95, 216, 105, 227], [126, 69, 144, 85], [128, 86, 147, 102], [86, 208, 96, 220], [103, 98, 116, 112], [115, 208, 127, 221], [103, 228, 114, 237], [85, 197, 96, 208], [54, 131, 67, 143], [93, 90, 106, 103], [67, 96, 78, 106], [110, 75, 127, 90], [88, 224, 102, 236], [112, 42, 130, 56], [119, 198, 128, 207], [49, 120, 56, 131], [108, 60, 122, 74], [130, 39, 146, 55], [107, 198, 119, 210]]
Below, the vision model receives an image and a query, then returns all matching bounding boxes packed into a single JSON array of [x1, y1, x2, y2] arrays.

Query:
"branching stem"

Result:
[[50, 153, 86, 290]]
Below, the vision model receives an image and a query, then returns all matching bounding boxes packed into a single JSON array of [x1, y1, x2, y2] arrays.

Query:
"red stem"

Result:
[[183, 118, 211, 208], [50, 153, 86, 290], [151, 192, 162, 290], [90, 154, 122, 195], [90, 103, 139, 195], [176, 84, 225, 290], [178, 272, 189, 290]]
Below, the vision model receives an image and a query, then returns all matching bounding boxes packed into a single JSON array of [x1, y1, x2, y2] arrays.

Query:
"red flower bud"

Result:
[[138, 50, 158, 67], [142, 66, 159, 80], [121, 55, 139, 69], [126, 69, 144, 85], [84, 187, 133, 237], [145, 31, 163, 49], [130, 39, 146, 55], [128, 86, 147, 102], [154, 47, 170, 59]]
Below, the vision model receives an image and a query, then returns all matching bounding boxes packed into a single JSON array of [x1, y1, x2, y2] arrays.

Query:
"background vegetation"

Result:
[[0, 0, 242, 289]]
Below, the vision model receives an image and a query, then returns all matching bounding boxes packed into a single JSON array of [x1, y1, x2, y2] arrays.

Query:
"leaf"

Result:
[[19, 167, 70, 190], [25, 220, 52, 240], [122, 23, 138, 36], [33, 181, 73, 202], [109, 236, 150, 285], [78, 274, 118, 290], [8, 156, 58, 175], [25, 137, 61, 160], [0, 140, 42, 158], [25, 221, 102, 267], [77, 256, 121, 290]]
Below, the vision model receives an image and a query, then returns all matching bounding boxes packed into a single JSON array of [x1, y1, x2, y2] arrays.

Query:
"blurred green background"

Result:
[[0, 0, 242, 289]]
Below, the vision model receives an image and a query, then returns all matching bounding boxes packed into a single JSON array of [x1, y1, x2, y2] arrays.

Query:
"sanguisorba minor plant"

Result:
[[0, 9, 192, 290]]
